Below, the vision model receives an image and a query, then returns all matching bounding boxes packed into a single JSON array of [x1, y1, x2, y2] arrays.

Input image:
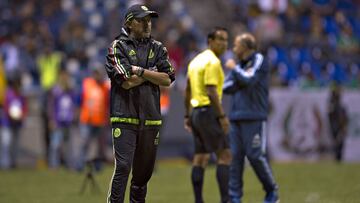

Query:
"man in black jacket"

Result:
[[223, 33, 279, 203], [105, 4, 175, 203]]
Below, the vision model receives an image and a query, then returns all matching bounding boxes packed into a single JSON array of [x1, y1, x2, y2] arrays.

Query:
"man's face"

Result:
[[233, 36, 247, 60], [210, 30, 228, 56], [129, 15, 152, 39]]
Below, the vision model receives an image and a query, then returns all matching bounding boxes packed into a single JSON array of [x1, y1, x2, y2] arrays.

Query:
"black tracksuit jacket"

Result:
[[105, 27, 175, 130]]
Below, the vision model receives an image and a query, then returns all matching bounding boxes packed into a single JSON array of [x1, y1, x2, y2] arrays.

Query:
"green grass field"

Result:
[[0, 161, 359, 203]]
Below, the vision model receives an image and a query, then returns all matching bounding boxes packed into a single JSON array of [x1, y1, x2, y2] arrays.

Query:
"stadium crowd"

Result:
[[0, 0, 359, 169]]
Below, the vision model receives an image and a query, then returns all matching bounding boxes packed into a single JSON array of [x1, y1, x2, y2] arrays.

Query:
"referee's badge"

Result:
[[113, 128, 122, 138]]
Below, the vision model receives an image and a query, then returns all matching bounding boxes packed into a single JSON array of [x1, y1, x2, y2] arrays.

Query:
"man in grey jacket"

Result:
[[223, 33, 279, 203]]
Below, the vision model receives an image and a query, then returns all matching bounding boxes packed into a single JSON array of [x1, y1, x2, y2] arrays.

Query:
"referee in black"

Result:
[[184, 27, 232, 203]]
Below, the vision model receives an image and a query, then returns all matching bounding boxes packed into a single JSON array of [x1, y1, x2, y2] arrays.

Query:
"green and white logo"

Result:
[[113, 128, 121, 138], [129, 50, 136, 56]]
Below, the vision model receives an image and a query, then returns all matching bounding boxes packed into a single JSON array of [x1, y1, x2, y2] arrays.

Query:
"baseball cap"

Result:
[[125, 4, 158, 22]]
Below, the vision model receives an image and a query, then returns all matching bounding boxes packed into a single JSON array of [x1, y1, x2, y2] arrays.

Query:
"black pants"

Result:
[[107, 127, 160, 203], [191, 106, 229, 153]]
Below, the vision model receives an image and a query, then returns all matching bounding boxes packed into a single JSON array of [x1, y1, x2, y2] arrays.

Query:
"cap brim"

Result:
[[135, 11, 158, 18]]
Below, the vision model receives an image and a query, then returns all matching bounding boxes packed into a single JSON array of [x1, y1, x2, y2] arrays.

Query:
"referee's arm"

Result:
[[206, 85, 229, 134], [184, 78, 192, 132]]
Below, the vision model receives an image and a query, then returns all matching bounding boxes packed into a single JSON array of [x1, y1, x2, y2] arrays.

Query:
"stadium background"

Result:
[[0, 0, 360, 202]]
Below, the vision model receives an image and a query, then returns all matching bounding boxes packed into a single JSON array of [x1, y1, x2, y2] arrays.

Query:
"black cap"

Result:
[[125, 4, 158, 22]]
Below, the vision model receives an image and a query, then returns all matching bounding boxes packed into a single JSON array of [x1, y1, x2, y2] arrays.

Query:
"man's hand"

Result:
[[184, 117, 192, 133], [225, 59, 236, 70], [219, 116, 230, 134]]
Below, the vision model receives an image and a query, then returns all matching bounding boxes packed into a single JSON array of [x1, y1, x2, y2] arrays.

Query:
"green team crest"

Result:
[[129, 50, 136, 56], [113, 128, 121, 138]]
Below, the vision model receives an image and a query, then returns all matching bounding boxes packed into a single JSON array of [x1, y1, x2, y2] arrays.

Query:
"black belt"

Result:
[[193, 105, 211, 110]]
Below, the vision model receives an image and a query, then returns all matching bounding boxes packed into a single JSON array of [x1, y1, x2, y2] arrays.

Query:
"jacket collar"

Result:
[[240, 52, 256, 66], [116, 27, 152, 44]]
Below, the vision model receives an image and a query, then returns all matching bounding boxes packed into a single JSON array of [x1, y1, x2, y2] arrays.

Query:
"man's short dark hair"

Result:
[[207, 27, 228, 44]]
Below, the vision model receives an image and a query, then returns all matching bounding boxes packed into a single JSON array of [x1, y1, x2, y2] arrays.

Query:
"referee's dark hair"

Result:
[[207, 27, 228, 44]]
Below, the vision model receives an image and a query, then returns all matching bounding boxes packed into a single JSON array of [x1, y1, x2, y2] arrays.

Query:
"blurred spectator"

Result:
[[0, 76, 27, 169], [257, 0, 288, 14], [37, 43, 62, 166], [165, 33, 185, 74], [0, 34, 20, 77], [298, 62, 321, 89], [0, 55, 5, 107], [48, 69, 77, 169], [337, 24, 359, 55], [77, 65, 109, 171], [327, 84, 348, 162], [346, 63, 360, 89], [59, 6, 88, 67], [310, 0, 336, 16], [159, 86, 171, 138], [0, 56, 5, 152], [309, 13, 325, 42], [254, 11, 284, 46], [283, 4, 302, 35], [36, 42, 63, 96]]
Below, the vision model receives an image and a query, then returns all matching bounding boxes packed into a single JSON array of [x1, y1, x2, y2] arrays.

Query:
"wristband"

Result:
[[139, 68, 145, 77], [135, 66, 144, 76]]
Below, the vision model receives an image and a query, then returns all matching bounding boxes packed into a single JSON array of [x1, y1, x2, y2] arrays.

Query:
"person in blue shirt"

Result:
[[223, 33, 279, 203], [48, 69, 77, 169]]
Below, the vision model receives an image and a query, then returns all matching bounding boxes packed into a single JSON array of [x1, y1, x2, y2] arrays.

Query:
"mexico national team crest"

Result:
[[113, 128, 121, 138], [129, 49, 136, 56]]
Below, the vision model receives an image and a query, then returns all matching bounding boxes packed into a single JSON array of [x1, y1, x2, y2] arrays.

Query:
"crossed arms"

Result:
[[121, 66, 171, 89], [106, 40, 175, 89]]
